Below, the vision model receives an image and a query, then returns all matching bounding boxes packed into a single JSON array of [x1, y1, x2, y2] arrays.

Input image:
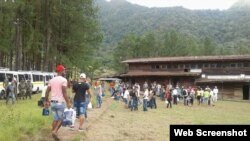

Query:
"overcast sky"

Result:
[[106, 0, 239, 10]]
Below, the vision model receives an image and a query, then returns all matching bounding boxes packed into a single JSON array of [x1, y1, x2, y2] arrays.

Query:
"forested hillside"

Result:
[[1, 0, 249, 76], [0, 0, 102, 72], [95, 0, 250, 73]]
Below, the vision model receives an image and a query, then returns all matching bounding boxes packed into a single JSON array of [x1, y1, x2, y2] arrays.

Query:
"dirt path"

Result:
[[55, 97, 113, 141]]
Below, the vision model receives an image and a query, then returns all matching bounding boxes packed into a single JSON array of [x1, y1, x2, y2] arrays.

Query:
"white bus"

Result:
[[43, 72, 56, 85], [0, 70, 13, 99], [1, 70, 56, 98], [21, 71, 44, 93], [0, 70, 25, 99]]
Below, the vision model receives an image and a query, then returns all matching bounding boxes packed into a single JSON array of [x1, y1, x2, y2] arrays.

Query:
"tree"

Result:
[[201, 37, 216, 55], [0, 0, 103, 72]]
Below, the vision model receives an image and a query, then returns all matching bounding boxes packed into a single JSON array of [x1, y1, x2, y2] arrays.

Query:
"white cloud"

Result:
[[124, 0, 239, 10]]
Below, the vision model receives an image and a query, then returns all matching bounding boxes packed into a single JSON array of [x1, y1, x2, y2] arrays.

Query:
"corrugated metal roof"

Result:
[[122, 55, 250, 63], [120, 71, 201, 77], [195, 79, 250, 83]]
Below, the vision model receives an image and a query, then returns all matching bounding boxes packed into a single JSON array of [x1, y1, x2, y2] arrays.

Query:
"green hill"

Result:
[[94, 0, 250, 73], [96, 0, 250, 47]]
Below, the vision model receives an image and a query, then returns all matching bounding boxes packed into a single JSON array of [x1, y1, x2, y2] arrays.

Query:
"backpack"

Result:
[[167, 93, 172, 100], [182, 90, 187, 96]]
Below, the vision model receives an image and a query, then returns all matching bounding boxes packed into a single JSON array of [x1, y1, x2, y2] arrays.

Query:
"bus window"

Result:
[[24, 74, 31, 80], [0, 73, 5, 82], [6, 73, 13, 82], [39, 75, 43, 81], [45, 75, 51, 82], [18, 74, 25, 82], [33, 75, 39, 82]]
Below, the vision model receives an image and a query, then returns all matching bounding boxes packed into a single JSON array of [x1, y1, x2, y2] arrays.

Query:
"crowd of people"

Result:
[[41, 64, 220, 140], [109, 81, 219, 111]]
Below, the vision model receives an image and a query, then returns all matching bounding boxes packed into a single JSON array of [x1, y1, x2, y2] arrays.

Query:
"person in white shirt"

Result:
[[123, 88, 129, 105], [156, 84, 161, 96], [213, 86, 218, 102], [172, 88, 178, 105], [143, 89, 149, 111], [41, 82, 48, 99], [135, 83, 141, 105], [209, 89, 214, 106]]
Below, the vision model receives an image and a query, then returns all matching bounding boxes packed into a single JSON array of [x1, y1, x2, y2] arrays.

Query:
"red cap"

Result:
[[56, 65, 65, 73]]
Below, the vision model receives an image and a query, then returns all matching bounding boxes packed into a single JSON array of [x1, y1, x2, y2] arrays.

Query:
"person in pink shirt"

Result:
[[44, 64, 71, 140]]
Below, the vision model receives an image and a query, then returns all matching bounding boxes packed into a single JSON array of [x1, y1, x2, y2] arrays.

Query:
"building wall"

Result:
[[124, 59, 250, 101], [221, 83, 249, 100], [129, 61, 250, 75], [123, 76, 195, 89], [197, 82, 250, 101]]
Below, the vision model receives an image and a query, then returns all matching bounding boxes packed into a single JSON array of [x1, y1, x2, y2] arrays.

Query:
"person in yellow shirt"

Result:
[[196, 87, 202, 105], [203, 88, 210, 105]]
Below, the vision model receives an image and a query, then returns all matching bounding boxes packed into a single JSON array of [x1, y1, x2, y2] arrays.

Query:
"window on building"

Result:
[[243, 63, 249, 67], [222, 63, 229, 68], [237, 63, 243, 68], [210, 63, 216, 68], [166, 64, 172, 69], [155, 65, 160, 69], [190, 64, 196, 69], [197, 63, 203, 68], [216, 63, 222, 68], [230, 63, 236, 67], [173, 64, 178, 69], [184, 64, 190, 68], [203, 63, 209, 68], [179, 64, 184, 69], [151, 65, 156, 69]]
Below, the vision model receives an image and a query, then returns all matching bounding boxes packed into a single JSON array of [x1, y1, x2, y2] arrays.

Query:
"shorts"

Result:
[[74, 101, 86, 116], [62, 120, 72, 126], [51, 102, 65, 120]]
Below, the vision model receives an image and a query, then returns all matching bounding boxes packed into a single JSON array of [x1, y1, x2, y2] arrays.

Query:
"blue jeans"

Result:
[[51, 102, 65, 120], [74, 101, 86, 116], [131, 97, 138, 111], [96, 95, 102, 108], [143, 99, 148, 111], [150, 97, 157, 109], [6, 93, 15, 104], [110, 88, 114, 96], [160, 92, 165, 101], [124, 98, 128, 105]]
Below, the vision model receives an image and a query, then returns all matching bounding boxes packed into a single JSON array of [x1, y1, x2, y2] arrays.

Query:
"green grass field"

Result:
[[0, 92, 250, 141], [85, 98, 250, 141], [0, 93, 51, 141]]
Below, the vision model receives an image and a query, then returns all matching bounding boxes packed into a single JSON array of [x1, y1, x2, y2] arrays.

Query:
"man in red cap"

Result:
[[44, 64, 71, 139]]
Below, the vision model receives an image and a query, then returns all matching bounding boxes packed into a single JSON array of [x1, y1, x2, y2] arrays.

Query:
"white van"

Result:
[[1, 70, 56, 98], [21, 71, 44, 93], [0, 70, 20, 99]]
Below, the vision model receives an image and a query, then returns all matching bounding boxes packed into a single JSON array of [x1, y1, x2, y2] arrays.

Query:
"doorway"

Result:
[[242, 85, 249, 100]]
